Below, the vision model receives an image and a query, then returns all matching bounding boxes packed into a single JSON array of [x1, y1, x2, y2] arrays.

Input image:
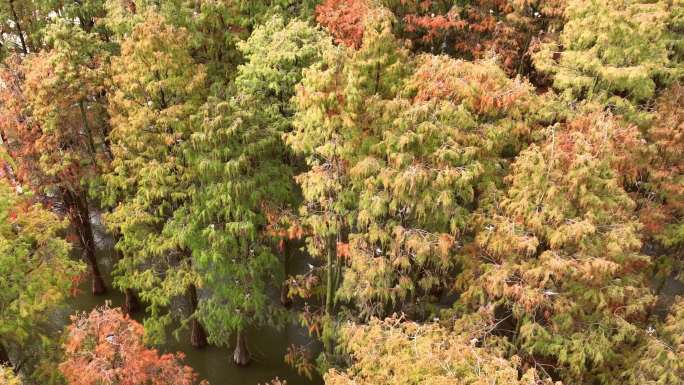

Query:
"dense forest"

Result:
[[0, 0, 683, 384]]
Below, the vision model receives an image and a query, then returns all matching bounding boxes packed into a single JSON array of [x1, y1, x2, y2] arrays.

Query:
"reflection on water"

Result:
[[56, 214, 323, 385]]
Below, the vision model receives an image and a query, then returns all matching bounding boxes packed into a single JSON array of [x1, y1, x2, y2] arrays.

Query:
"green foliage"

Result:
[[0, 181, 83, 353], [0, 0, 46, 58], [104, 11, 207, 342], [288, 8, 409, 320], [341, 54, 542, 319], [0, 0, 109, 59], [182, 15, 331, 344], [103, 0, 319, 82], [234, 16, 331, 128], [533, 0, 683, 110], [1, 1, 684, 384], [625, 297, 684, 384], [292, 8, 544, 320]]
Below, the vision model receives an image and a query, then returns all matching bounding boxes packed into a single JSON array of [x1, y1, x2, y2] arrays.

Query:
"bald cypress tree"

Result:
[[2, 18, 112, 295], [460, 112, 654, 384], [180, 16, 330, 366], [289, 8, 409, 323], [293, 5, 545, 323], [104, 11, 209, 347], [340, 54, 542, 320], [325, 316, 554, 385]]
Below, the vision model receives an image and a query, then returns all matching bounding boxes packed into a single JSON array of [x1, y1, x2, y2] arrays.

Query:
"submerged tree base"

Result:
[[190, 319, 208, 349], [122, 289, 140, 315], [0, 344, 10, 366], [280, 283, 292, 308], [92, 275, 107, 295], [233, 330, 250, 366]]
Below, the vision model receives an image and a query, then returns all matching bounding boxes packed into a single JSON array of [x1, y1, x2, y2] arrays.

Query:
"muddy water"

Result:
[[58, 216, 324, 385]]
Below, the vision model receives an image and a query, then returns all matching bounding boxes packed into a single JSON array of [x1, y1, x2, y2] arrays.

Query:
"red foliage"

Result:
[[314, 0, 566, 74], [403, 11, 466, 43], [316, 0, 369, 49], [398, 0, 533, 74], [60, 306, 205, 385]]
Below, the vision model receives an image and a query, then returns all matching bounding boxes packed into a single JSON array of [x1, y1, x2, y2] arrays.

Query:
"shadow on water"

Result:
[[56, 214, 324, 385]]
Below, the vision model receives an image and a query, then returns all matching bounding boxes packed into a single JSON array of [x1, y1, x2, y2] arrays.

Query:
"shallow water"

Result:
[[58, 215, 324, 385]]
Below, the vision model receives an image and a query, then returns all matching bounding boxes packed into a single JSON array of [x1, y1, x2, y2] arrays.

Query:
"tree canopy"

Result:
[[0, 1, 682, 385]]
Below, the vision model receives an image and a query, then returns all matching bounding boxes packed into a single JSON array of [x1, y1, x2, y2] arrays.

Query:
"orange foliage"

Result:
[[336, 241, 350, 259], [314, 0, 566, 73], [0, 55, 42, 186], [399, 0, 566, 74], [410, 55, 534, 117], [262, 202, 306, 241], [561, 112, 645, 184], [284, 344, 315, 379], [639, 84, 684, 239], [403, 11, 466, 43], [0, 51, 103, 193], [316, 0, 369, 48], [60, 306, 205, 385]]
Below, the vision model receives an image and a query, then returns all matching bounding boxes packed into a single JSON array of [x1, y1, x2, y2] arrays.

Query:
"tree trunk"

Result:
[[188, 284, 207, 348], [112, 244, 140, 315], [8, 0, 28, 54], [0, 124, 20, 189], [190, 318, 207, 348], [122, 288, 140, 315], [233, 329, 250, 366], [323, 237, 338, 357], [79, 100, 99, 167], [280, 243, 292, 308], [64, 189, 106, 295], [280, 281, 292, 308], [325, 235, 336, 316], [0, 343, 10, 366]]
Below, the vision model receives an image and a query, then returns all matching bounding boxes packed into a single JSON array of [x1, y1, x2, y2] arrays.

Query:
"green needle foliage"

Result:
[[104, 11, 208, 344], [180, 15, 330, 360], [533, 0, 684, 123], [0, 182, 83, 371], [288, 9, 409, 322]]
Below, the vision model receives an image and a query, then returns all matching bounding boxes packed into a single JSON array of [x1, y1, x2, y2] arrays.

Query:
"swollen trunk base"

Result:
[[123, 289, 140, 315], [280, 283, 292, 308], [92, 273, 106, 295], [233, 330, 250, 366], [190, 318, 208, 348]]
